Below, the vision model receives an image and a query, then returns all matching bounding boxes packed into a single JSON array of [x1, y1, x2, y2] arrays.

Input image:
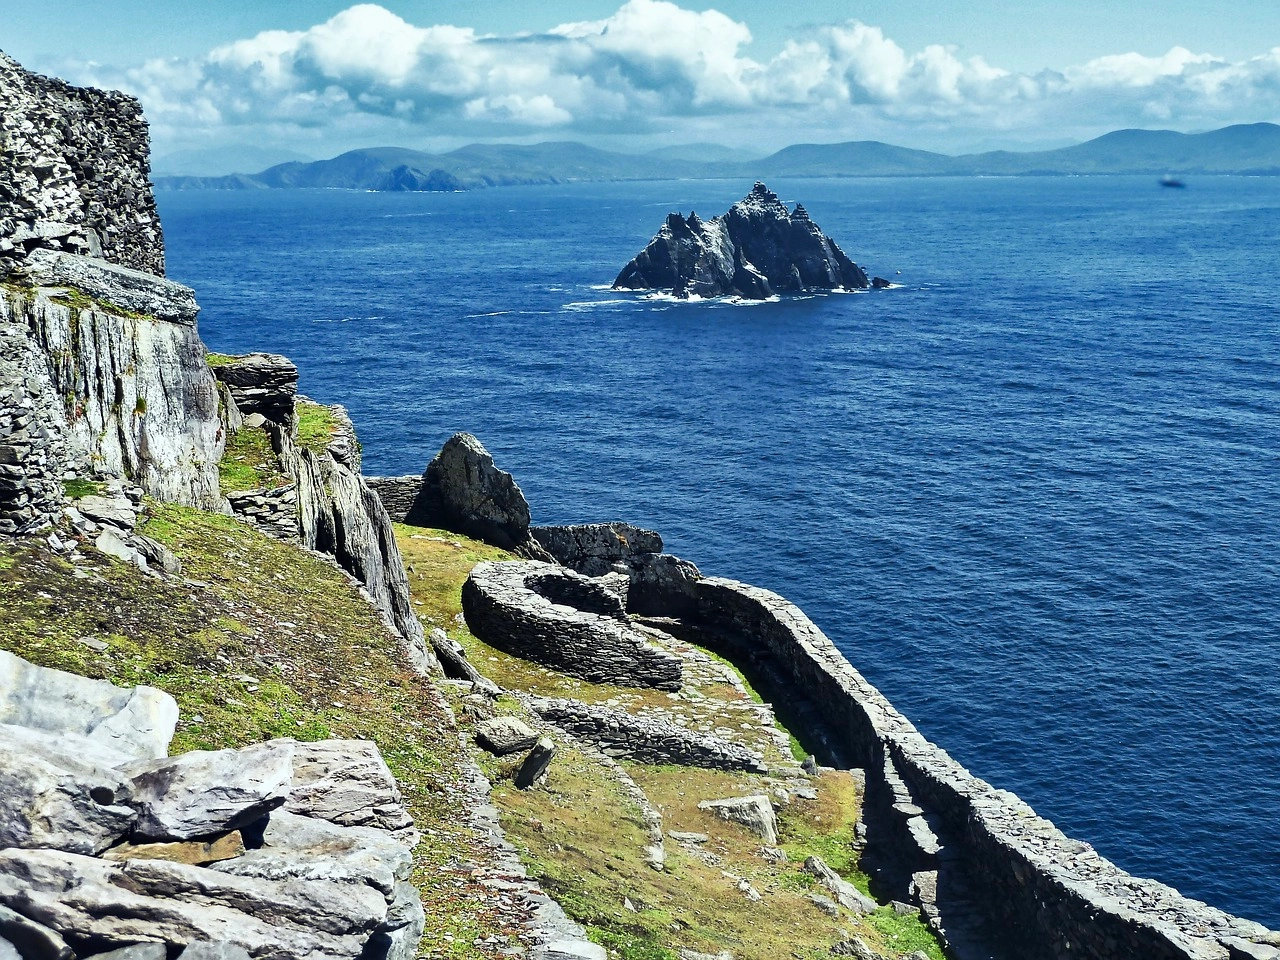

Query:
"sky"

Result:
[[5, 1, 1280, 171]]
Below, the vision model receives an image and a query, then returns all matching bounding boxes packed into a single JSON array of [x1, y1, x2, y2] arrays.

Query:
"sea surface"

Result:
[[157, 176, 1280, 927]]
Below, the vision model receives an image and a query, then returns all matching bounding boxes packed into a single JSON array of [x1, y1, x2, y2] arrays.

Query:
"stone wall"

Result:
[[366, 475, 419, 523], [0, 52, 165, 277], [683, 576, 1279, 960], [461, 560, 682, 690], [531, 522, 663, 576], [0, 319, 70, 534], [226, 484, 298, 540], [532, 697, 766, 773]]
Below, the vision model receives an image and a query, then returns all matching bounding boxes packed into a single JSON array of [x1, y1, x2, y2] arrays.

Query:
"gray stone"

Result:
[[1225, 940, 1280, 960], [210, 354, 298, 427], [515, 738, 557, 790], [209, 810, 412, 896], [0, 724, 136, 854], [88, 946, 167, 960], [463, 561, 682, 690], [805, 892, 840, 916], [0, 936, 17, 960], [178, 943, 252, 960], [413, 433, 551, 558], [95, 526, 143, 567], [286, 739, 415, 838], [828, 938, 880, 959], [803, 855, 875, 915], [25, 251, 186, 320], [534, 940, 608, 960], [126, 739, 294, 841], [475, 716, 539, 756], [0, 904, 71, 960], [361, 881, 425, 960], [696, 796, 778, 846], [0, 848, 384, 960], [76, 494, 137, 527], [668, 832, 710, 844], [0, 649, 178, 761], [530, 522, 663, 576], [429, 627, 499, 694]]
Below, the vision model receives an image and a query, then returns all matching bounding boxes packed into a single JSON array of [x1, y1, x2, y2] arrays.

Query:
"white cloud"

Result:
[[62, 2, 1280, 156]]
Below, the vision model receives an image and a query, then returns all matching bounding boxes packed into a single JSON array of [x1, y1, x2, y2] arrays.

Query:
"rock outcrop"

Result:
[[613, 183, 870, 300], [462, 560, 682, 690], [0, 652, 424, 960], [368, 433, 551, 559], [0, 51, 165, 277], [211, 354, 298, 429]]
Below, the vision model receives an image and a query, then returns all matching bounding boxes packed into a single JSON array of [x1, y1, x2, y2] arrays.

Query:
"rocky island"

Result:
[[2, 48, 1279, 960], [613, 182, 881, 300]]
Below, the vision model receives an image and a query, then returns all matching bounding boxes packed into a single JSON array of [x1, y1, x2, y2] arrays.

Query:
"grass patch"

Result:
[[62, 478, 104, 499], [296, 400, 341, 456], [205, 352, 238, 368], [48, 285, 149, 321], [218, 424, 290, 493]]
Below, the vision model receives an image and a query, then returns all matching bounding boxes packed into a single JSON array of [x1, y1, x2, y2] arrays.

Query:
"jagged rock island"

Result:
[[613, 182, 875, 299]]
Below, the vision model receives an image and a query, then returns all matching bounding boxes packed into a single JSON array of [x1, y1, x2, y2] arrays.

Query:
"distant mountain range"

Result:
[[154, 123, 1280, 192]]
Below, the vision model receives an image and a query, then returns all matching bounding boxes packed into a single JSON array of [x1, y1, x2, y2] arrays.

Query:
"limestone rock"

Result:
[[365, 881, 426, 960], [286, 739, 415, 839], [803, 855, 875, 914], [0, 725, 136, 854], [613, 184, 870, 300], [77, 494, 138, 528], [0, 904, 71, 960], [88, 946, 167, 960], [829, 938, 881, 959], [102, 832, 246, 866], [0, 937, 17, 960], [0, 848, 383, 960], [475, 716, 540, 756], [211, 354, 298, 427], [25, 250, 194, 323], [209, 810, 411, 897], [535, 941, 608, 960], [178, 945, 251, 960], [463, 560, 682, 690], [429, 627, 500, 694], [126, 739, 294, 841], [0, 649, 177, 761], [515, 738, 557, 790], [414, 433, 551, 558], [697, 795, 778, 846]]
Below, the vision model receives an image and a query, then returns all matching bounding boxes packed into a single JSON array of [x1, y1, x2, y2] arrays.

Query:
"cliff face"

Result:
[[0, 51, 165, 277], [613, 182, 870, 299]]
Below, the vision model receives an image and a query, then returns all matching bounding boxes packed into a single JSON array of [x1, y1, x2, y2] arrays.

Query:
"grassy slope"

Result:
[[395, 527, 946, 960], [0, 505, 511, 959]]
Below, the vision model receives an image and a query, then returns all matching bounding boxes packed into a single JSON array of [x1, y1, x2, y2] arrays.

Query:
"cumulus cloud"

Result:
[[65, 1, 1280, 155]]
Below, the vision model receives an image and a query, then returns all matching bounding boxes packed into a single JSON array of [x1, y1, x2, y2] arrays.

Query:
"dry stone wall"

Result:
[[0, 52, 165, 277], [684, 576, 1280, 960]]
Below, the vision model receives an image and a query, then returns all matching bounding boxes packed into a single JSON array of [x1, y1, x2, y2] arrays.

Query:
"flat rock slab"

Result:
[[0, 724, 136, 855], [178, 943, 252, 960], [126, 739, 294, 841], [697, 795, 778, 846], [475, 716, 539, 756], [0, 903, 71, 960], [0, 649, 177, 761], [102, 832, 246, 867], [286, 739, 415, 838], [0, 848, 384, 960], [89, 946, 167, 960]]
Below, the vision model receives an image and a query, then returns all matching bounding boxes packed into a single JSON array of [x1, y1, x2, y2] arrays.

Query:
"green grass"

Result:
[[48, 286, 149, 321], [296, 400, 341, 455], [218, 424, 290, 493], [62, 478, 104, 499], [205, 352, 238, 368]]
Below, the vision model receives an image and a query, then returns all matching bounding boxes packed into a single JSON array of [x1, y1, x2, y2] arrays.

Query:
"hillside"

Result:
[[153, 122, 1280, 191]]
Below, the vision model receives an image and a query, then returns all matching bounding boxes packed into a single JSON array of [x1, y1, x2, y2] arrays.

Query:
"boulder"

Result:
[[514, 738, 557, 790], [802, 855, 875, 914], [363, 881, 426, 960], [286, 740, 415, 839], [76, 495, 138, 529], [88, 947, 167, 960], [0, 904, 71, 960], [536, 942, 608, 960], [209, 811, 411, 897], [0, 848, 384, 960], [178, 946, 251, 960], [697, 795, 778, 846], [475, 716, 539, 756], [411, 433, 551, 559], [0, 725, 136, 854], [613, 184, 870, 300], [210, 353, 298, 427], [125, 739, 294, 841], [0, 650, 178, 761], [429, 628, 500, 694]]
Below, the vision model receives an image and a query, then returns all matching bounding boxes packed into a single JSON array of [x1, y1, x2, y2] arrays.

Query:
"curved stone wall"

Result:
[[461, 560, 682, 690]]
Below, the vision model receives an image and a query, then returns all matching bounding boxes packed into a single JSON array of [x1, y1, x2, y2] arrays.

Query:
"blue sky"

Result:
[[5, 1, 1280, 170]]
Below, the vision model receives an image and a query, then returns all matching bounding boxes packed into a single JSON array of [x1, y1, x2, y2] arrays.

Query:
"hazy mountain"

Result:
[[152, 145, 313, 177], [152, 123, 1280, 191]]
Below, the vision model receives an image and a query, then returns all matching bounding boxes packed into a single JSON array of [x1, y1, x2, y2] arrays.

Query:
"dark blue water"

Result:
[[157, 177, 1280, 926]]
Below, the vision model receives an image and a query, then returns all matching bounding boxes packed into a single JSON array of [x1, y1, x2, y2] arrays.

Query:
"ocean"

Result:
[[157, 175, 1280, 926]]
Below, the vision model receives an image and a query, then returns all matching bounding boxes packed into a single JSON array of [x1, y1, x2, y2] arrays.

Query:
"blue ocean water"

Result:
[[157, 176, 1280, 926]]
